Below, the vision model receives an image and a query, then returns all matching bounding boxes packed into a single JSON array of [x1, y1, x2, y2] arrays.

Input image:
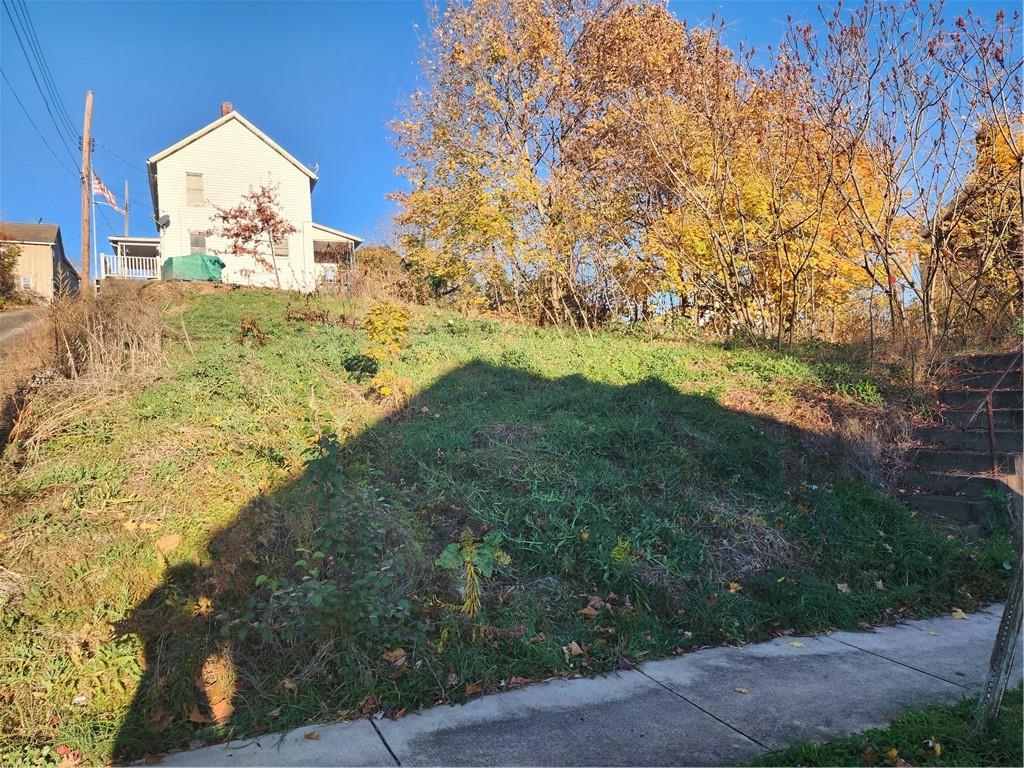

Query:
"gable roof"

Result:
[[146, 111, 318, 217], [147, 111, 318, 182], [0, 221, 60, 244]]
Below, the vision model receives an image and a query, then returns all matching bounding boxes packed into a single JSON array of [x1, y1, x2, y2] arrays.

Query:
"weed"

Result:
[[437, 529, 511, 618], [236, 313, 268, 346]]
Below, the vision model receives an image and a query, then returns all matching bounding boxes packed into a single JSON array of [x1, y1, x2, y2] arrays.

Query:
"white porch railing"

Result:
[[100, 253, 159, 280]]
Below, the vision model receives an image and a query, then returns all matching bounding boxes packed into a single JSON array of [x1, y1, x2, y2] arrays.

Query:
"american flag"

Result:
[[92, 171, 118, 208]]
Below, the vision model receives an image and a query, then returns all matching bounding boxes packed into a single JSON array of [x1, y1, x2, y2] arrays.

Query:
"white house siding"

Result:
[[153, 118, 317, 291]]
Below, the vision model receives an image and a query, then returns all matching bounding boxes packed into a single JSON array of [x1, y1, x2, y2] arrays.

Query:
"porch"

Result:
[[101, 236, 160, 280]]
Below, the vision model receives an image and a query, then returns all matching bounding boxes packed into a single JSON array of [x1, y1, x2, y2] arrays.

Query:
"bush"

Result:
[[363, 301, 411, 359]]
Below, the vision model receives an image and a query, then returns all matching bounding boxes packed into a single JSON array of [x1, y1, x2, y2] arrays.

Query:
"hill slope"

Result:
[[0, 288, 1013, 764]]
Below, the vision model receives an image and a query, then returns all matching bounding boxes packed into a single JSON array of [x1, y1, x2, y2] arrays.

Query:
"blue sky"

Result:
[[0, 0, 1007, 276]]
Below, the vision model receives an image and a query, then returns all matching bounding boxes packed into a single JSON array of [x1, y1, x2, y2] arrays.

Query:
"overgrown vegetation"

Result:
[[755, 686, 1023, 767], [392, 0, 1021, 355], [0, 288, 1015, 765]]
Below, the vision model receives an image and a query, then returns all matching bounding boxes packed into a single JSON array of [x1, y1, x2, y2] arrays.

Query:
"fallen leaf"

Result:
[[862, 747, 876, 764], [195, 596, 213, 617], [383, 648, 407, 665], [682, 631, 693, 639], [391, 707, 407, 720], [281, 677, 298, 692], [360, 694, 376, 715], [836, 582, 850, 594], [951, 608, 968, 620], [507, 676, 534, 687], [617, 657, 633, 670], [71, 694, 88, 706], [304, 731, 320, 740], [734, 687, 749, 694], [580, 531, 590, 541], [788, 641, 806, 648], [211, 699, 234, 724], [566, 640, 585, 656], [465, 682, 482, 696], [884, 747, 899, 765], [266, 706, 282, 717], [875, 580, 885, 590], [149, 707, 173, 732], [728, 581, 742, 594], [187, 706, 211, 724], [155, 534, 182, 554], [578, 605, 598, 619]]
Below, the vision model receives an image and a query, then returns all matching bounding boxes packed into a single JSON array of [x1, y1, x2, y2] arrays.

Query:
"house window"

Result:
[[186, 173, 204, 206], [273, 237, 289, 257], [21, 275, 32, 290], [189, 232, 206, 254]]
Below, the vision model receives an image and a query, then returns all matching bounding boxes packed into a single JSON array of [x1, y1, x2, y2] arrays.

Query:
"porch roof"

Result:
[[312, 222, 363, 246]]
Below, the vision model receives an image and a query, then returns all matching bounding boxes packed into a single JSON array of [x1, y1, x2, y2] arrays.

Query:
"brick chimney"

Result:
[[220, 101, 234, 117]]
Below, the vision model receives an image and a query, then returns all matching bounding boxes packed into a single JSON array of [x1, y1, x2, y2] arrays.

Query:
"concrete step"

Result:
[[938, 389, 1021, 410], [913, 427, 1022, 453], [900, 470, 1010, 498], [899, 491, 985, 524], [949, 368, 1023, 390], [947, 350, 1023, 373], [938, 408, 1022, 430], [913, 448, 1017, 474]]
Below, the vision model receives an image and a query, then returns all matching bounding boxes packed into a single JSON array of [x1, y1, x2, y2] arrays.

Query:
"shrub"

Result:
[[363, 301, 411, 359]]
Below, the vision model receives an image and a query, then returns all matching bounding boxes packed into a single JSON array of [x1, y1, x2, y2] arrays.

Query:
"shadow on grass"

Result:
[[112, 361, 1012, 761]]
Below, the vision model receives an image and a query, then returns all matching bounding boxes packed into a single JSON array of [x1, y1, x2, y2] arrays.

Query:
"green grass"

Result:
[[755, 687, 1024, 767], [0, 287, 1015, 765]]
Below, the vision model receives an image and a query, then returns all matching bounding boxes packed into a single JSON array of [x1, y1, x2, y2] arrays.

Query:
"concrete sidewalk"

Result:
[[161, 605, 1022, 767]]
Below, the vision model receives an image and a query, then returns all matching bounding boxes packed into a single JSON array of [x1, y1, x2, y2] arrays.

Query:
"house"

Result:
[[102, 104, 362, 291], [0, 222, 80, 300]]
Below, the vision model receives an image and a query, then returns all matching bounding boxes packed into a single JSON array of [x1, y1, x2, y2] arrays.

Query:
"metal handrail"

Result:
[[962, 350, 1023, 474]]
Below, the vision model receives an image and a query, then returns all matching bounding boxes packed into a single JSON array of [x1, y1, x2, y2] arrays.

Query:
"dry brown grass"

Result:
[[2, 282, 167, 461]]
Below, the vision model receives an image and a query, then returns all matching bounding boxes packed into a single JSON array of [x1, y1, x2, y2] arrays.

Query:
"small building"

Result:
[[102, 104, 362, 291], [0, 221, 80, 300]]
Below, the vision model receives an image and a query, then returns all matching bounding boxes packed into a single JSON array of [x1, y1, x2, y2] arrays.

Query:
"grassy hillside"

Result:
[[0, 287, 1014, 765]]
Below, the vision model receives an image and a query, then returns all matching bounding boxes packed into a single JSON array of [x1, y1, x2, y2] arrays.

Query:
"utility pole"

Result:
[[124, 179, 130, 236], [80, 89, 94, 293]]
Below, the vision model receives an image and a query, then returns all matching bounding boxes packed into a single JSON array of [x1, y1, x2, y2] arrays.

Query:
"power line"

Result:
[[0, 0, 79, 165], [0, 67, 79, 179], [12, 0, 78, 140], [97, 140, 145, 172]]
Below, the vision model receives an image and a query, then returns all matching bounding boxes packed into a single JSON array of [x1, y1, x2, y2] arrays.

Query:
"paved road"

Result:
[[0, 306, 45, 346], [161, 605, 1021, 766]]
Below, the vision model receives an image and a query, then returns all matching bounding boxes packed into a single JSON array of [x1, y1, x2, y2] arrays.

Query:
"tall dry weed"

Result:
[[2, 281, 166, 460]]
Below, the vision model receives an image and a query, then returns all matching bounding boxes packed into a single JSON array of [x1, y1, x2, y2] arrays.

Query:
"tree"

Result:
[[0, 234, 20, 303], [786, 1, 1022, 356], [209, 184, 297, 290]]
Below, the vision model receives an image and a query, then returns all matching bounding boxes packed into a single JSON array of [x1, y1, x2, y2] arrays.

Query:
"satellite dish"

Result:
[[156, 214, 171, 229]]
